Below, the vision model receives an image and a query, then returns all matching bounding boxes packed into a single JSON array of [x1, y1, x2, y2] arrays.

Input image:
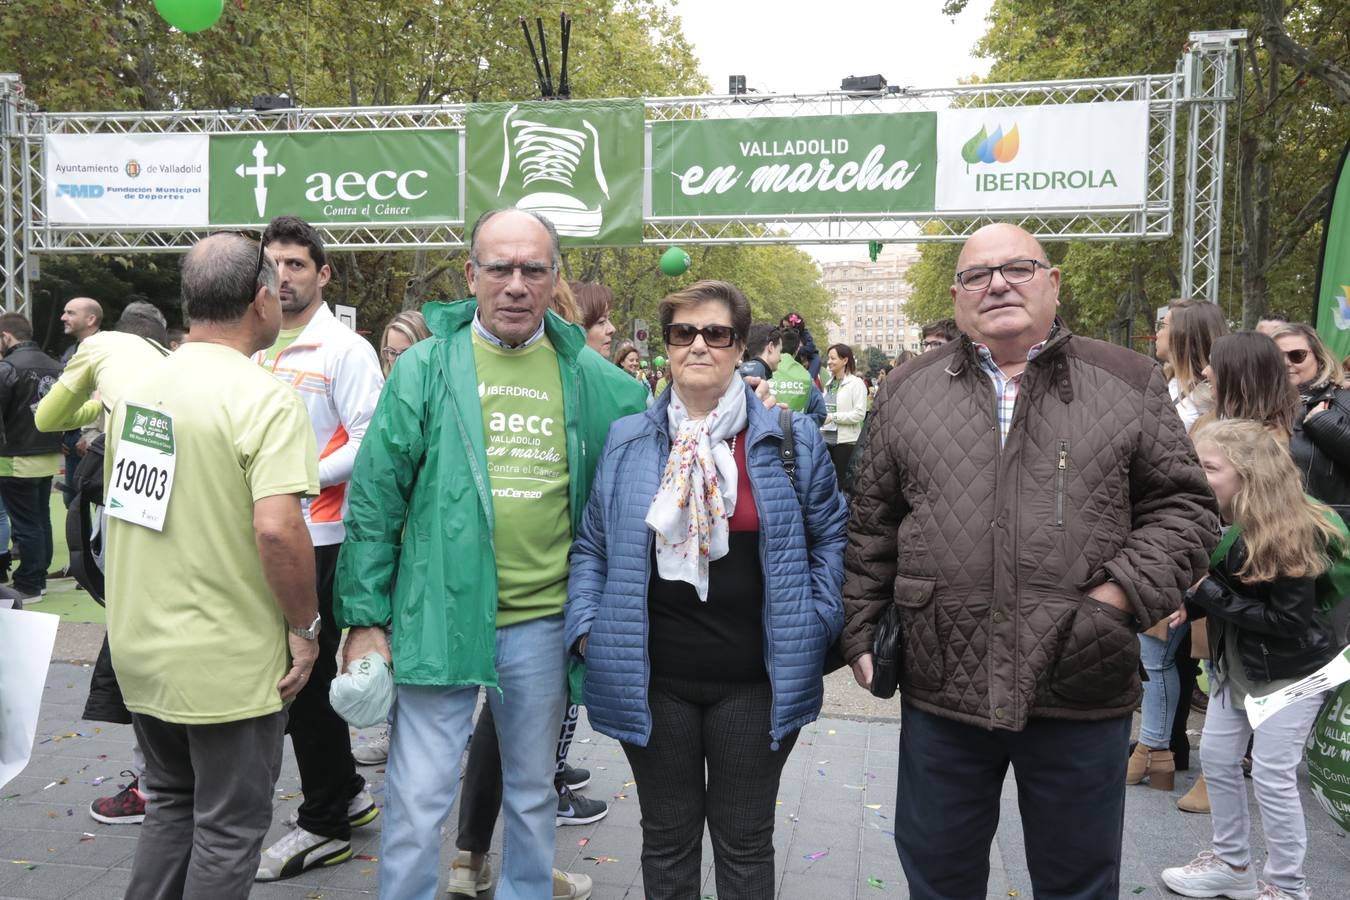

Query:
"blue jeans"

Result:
[[380, 614, 567, 900], [1137, 622, 1190, 748]]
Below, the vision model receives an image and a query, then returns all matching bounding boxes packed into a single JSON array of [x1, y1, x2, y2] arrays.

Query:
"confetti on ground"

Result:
[[1, 794, 19, 801], [828, 729, 837, 735], [843, 783, 865, 790], [578, 838, 589, 847], [817, 769, 826, 776], [868, 877, 885, 889], [1008, 891, 1020, 897], [354, 854, 378, 861], [359, 868, 373, 876], [787, 814, 799, 822], [97, 754, 108, 760], [1132, 889, 1147, 895], [79, 837, 95, 843], [583, 856, 618, 864], [817, 759, 830, 765], [65, 809, 73, 816], [305, 893, 323, 899], [90, 776, 107, 786], [42, 779, 67, 790], [577, 738, 591, 744], [804, 850, 829, 861], [865, 803, 882, 810], [613, 793, 628, 800]]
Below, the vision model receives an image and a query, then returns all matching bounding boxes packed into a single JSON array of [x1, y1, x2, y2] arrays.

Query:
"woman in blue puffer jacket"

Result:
[[565, 280, 847, 900]]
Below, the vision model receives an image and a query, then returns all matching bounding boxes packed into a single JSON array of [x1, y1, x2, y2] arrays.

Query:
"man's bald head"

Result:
[[950, 223, 1060, 361], [61, 297, 103, 340]]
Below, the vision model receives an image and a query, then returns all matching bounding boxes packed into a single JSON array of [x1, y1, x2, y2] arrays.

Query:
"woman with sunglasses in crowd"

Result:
[[1270, 323, 1350, 524], [566, 281, 846, 900]]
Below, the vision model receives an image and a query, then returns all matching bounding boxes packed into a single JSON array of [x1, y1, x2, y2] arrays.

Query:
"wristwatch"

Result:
[[289, 613, 322, 641]]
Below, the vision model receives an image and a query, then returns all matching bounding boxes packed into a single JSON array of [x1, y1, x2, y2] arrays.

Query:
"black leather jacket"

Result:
[[1291, 383, 1350, 519], [1187, 534, 1336, 683], [0, 341, 65, 457]]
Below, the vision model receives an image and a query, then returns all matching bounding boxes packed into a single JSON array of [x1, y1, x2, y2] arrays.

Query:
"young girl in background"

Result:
[[1162, 419, 1341, 900]]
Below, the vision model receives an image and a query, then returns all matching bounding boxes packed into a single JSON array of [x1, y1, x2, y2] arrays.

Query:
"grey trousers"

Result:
[[126, 710, 286, 900], [1203, 683, 1325, 899]]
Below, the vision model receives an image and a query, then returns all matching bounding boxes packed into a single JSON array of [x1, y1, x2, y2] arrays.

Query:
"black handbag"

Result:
[[869, 603, 903, 699]]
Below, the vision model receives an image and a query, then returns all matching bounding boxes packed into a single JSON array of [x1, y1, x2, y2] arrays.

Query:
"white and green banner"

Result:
[[46, 133, 208, 226], [935, 101, 1149, 211], [42, 99, 1153, 241]]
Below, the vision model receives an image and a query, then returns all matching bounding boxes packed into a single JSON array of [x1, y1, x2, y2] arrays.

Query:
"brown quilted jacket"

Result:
[[843, 326, 1218, 730]]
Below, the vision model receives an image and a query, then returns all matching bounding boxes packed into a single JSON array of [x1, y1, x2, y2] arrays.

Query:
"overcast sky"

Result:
[[664, 0, 996, 264]]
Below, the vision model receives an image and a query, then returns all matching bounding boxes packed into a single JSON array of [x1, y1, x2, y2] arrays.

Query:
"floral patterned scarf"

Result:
[[645, 378, 749, 601]]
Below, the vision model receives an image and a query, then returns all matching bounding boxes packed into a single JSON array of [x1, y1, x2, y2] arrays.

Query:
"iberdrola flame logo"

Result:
[[961, 124, 1020, 171]]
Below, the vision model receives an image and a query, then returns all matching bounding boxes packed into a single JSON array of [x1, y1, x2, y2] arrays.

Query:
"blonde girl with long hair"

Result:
[[1162, 419, 1342, 900], [378, 310, 431, 378]]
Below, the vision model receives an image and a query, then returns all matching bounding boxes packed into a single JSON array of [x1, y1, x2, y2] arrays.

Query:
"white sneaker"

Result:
[[1256, 881, 1306, 900], [282, 787, 379, 829], [352, 727, 390, 766], [255, 825, 351, 882], [553, 868, 592, 900], [1161, 851, 1259, 899], [447, 850, 494, 896]]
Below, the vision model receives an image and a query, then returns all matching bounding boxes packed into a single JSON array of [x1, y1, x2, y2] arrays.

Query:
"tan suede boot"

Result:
[[1126, 743, 1176, 789], [1177, 774, 1210, 813]]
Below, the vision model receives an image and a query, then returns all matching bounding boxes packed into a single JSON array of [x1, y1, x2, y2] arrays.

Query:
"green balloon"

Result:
[[154, 0, 224, 33], [653, 356, 666, 367], [659, 246, 691, 276]]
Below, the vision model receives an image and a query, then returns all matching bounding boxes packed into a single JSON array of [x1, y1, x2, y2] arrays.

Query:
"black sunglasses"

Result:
[[662, 323, 738, 348], [1284, 349, 1310, 365]]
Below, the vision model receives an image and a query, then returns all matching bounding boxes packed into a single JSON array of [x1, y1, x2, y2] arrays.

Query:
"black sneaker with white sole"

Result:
[[556, 784, 608, 826], [561, 763, 590, 791]]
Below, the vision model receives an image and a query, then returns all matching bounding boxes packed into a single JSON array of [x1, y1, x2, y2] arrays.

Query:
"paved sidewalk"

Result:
[[4, 663, 1350, 898]]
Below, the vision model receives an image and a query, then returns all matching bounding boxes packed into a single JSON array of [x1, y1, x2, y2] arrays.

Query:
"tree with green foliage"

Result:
[[906, 0, 1349, 338]]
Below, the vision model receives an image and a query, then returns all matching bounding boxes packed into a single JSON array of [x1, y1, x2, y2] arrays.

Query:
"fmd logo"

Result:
[[56, 183, 104, 198], [962, 124, 1019, 167]]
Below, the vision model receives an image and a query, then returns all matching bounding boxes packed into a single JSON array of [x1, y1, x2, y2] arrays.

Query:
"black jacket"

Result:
[[1290, 383, 1350, 520], [0, 341, 64, 457], [1187, 534, 1337, 684]]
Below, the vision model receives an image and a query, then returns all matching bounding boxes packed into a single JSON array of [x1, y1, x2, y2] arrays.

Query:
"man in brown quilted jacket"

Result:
[[843, 223, 1217, 899]]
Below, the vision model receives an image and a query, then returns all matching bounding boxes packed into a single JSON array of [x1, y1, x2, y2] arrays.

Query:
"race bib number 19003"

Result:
[[107, 404, 176, 532]]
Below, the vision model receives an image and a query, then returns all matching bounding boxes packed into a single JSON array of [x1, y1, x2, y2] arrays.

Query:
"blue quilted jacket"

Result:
[[565, 382, 848, 747]]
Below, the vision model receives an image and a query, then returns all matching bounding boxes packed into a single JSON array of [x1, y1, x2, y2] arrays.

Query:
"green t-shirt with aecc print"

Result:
[[472, 332, 571, 626], [770, 354, 813, 413]]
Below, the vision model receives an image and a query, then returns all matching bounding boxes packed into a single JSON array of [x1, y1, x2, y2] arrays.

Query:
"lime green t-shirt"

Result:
[[472, 332, 571, 625], [263, 325, 305, 367], [770, 355, 813, 413], [105, 343, 319, 725], [0, 453, 61, 478]]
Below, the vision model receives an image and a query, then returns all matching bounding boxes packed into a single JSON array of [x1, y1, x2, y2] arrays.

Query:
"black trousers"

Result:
[[621, 677, 797, 900], [0, 475, 52, 595], [456, 696, 580, 852], [287, 543, 364, 840], [895, 700, 1131, 900], [827, 441, 855, 493]]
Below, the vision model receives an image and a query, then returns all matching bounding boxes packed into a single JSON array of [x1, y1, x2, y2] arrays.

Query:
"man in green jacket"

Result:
[[335, 208, 646, 900]]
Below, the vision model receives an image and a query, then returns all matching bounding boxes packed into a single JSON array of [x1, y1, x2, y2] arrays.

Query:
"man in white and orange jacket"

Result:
[[251, 216, 385, 882]]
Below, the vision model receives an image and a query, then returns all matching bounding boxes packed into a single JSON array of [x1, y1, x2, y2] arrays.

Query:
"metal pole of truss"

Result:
[[0, 73, 22, 313], [1179, 30, 1245, 304]]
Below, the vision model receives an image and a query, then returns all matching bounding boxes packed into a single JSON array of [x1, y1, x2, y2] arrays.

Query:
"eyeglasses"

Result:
[[380, 346, 403, 361], [955, 259, 1051, 291], [472, 258, 557, 284], [217, 230, 269, 300], [921, 340, 947, 351], [1284, 349, 1310, 365], [662, 323, 738, 348]]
